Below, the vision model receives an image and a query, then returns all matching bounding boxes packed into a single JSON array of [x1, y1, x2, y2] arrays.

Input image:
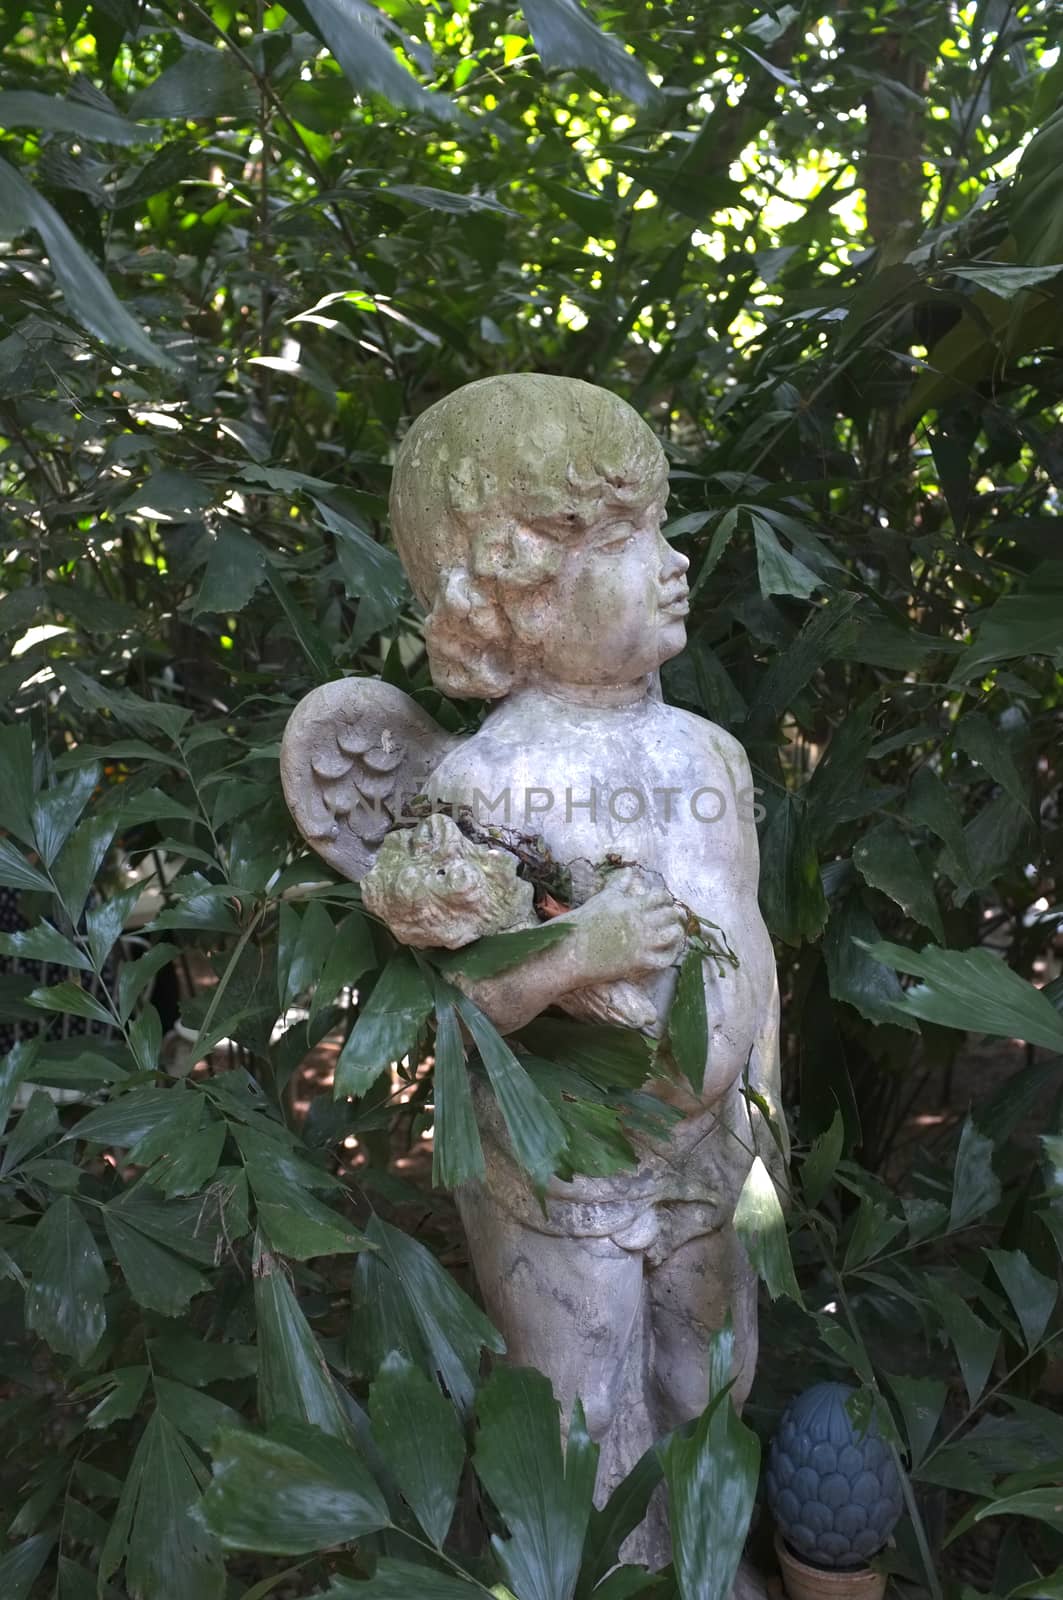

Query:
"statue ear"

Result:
[[424, 568, 515, 698]]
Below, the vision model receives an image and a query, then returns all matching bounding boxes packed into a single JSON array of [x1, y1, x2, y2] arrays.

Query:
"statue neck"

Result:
[[522, 675, 653, 709]]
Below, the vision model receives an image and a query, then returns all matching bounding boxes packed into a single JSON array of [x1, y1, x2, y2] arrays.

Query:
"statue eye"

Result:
[[601, 529, 631, 552]]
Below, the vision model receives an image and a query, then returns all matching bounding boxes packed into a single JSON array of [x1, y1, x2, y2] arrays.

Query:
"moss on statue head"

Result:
[[388, 374, 669, 699]]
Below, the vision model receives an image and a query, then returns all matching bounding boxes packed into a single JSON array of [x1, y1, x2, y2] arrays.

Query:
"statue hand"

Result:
[[572, 866, 686, 985]]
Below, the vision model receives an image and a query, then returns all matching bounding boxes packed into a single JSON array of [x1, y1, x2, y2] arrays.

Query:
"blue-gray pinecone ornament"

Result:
[[766, 1382, 903, 1568]]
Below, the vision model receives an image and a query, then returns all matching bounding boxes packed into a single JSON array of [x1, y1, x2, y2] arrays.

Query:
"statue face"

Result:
[[507, 503, 690, 687]]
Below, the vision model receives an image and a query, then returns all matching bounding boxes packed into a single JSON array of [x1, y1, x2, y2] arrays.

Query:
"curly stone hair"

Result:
[[388, 373, 669, 698]]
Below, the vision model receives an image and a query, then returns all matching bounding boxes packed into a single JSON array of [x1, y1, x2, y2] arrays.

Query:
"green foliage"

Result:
[[1, 0, 1062, 1593]]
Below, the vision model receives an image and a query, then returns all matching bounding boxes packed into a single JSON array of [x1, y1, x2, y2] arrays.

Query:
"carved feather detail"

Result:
[[280, 679, 460, 881]]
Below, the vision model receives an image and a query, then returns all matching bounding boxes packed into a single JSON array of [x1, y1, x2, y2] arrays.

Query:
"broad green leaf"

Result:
[[366, 1215, 504, 1416], [101, 1411, 224, 1600], [109, 1185, 226, 1265], [55, 739, 184, 771], [237, 1125, 369, 1259], [515, 1018, 654, 1091], [0, 837, 53, 893], [303, 0, 452, 117], [659, 1323, 760, 1600], [669, 946, 708, 1092], [801, 1110, 844, 1207], [0, 156, 171, 366], [475, 1368, 597, 1600], [118, 942, 177, 1024], [0, 1040, 38, 1138], [1005, 1569, 1063, 1600], [867, 942, 1063, 1053], [25, 1198, 108, 1365], [0, 89, 152, 142], [531, 1063, 638, 1181], [369, 1352, 464, 1547], [2, 1088, 59, 1174], [456, 994, 566, 1187], [349, 1246, 433, 1384], [142, 873, 239, 934], [440, 919, 572, 980], [386, 182, 515, 216], [255, 1197, 370, 1260], [104, 1211, 210, 1317], [753, 516, 824, 599], [277, 899, 335, 1009], [192, 525, 268, 616], [234, 1568, 310, 1600], [845, 1196, 905, 1269], [264, 565, 336, 681], [52, 812, 116, 925], [316, 499, 410, 642], [148, 1119, 227, 1198], [153, 1375, 248, 1452], [580, 1573, 663, 1600], [0, 1535, 54, 1600], [130, 46, 258, 119], [129, 1002, 163, 1073], [202, 1420, 389, 1553], [733, 1156, 801, 1302], [886, 1373, 945, 1468], [309, 910, 376, 1031], [950, 1115, 1002, 1230], [328, 1564, 483, 1597], [853, 820, 945, 942], [985, 1249, 1057, 1350], [334, 953, 432, 1099], [0, 721, 36, 842], [955, 713, 1030, 813], [907, 765, 971, 881], [255, 1244, 353, 1439], [0, 920, 91, 971], [110, 789, 203, 832], [758, 792, 827, 946], [577, 1446, 663, 1598], [521, 0, 656, 107], [926, 1282, 999, 1409], [975, 1487, 1063, 1533], [85, 884, 140, 969], [67, 1085, 197, 1148], [431, 991, 484, 1190], [953, 574, 1063, 682], [150, 1333, 258, 1389], [86, 1366, 150, 1429], [951, 263, 1063, 298], [805, 698, 877, 847], [27, 979, 113, 1028]]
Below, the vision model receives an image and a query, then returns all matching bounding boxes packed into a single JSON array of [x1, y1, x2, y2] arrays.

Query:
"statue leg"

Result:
[[645, 1221, 768, 1595], [646, 1220, 758, 1431], [455, 1184, 652, 1485]]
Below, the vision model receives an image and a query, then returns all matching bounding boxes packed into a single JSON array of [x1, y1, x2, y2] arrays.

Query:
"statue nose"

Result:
[[659, 538, 690, 579]]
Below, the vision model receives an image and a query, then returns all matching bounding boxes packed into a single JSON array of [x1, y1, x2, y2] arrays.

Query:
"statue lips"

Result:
[[659, 586, 690, 619]]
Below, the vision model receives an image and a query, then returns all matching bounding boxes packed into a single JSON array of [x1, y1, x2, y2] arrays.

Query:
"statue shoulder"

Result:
[[669, 706, 753, 784], [280, 677, 461, 881]]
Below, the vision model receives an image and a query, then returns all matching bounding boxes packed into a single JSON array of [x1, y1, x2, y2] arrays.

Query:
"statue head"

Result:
[[389, 374, 688, 698]]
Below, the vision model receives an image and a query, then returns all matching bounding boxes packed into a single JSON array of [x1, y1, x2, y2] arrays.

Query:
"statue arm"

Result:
[[450, 867, 687, 1035], [688, 727, 779, 1109]]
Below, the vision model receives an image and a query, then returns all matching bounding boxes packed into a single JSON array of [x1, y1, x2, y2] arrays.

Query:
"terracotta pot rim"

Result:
[[774, 1529, 887, 1592]]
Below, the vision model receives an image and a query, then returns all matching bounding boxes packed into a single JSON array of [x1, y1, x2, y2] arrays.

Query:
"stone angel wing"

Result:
[[280, 678, 460, 882]]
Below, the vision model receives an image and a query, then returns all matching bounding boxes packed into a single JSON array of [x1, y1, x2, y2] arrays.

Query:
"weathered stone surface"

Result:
[[282, 374, 783, 1581]]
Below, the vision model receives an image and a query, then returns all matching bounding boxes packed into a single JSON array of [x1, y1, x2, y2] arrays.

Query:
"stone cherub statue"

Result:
[[281, 374, 782, 1571]]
